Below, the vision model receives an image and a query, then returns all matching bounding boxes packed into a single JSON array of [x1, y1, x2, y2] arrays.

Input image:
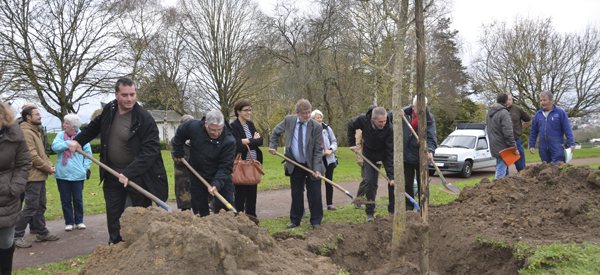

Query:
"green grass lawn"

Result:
[[15, 161, 600, 275], [40, 147, 600, 220]]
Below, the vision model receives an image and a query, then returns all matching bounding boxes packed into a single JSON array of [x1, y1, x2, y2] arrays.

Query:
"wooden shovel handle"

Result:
[[76, 148, 172, 212], [180, 159, 237, 214]]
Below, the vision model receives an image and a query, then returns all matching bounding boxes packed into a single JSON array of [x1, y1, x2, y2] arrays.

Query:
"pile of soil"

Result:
[[276, 163, 600, 274], [81, 163, 600, 275], [80, 208, 340, 275]]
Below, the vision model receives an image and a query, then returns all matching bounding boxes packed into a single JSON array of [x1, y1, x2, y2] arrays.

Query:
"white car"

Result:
[[429, 123, 495, 178]]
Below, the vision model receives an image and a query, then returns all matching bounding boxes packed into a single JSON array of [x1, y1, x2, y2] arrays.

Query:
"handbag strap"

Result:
[[245, 144, 264, 175], [245, 144, 255, 161]]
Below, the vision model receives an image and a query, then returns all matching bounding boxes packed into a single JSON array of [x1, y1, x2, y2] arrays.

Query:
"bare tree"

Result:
[[0, 0, 122, 121], [471, 16, 600, 117], [180, 0, 260, 117], [137, 7, 193, 146], [113, 0, 164, 82]]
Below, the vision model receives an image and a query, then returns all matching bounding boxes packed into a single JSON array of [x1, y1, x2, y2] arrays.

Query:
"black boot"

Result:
[[0, 243, 15, 275]]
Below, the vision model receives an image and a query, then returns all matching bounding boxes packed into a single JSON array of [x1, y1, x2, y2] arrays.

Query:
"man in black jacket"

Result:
[[389, 96, 437, 212], [68, 77, 168, 245], [347, 107, 394, 222], [172, 110, 236, 217]]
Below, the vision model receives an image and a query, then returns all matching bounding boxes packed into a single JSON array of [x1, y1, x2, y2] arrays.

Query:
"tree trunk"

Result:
[[391, 0, 410, 263], [415, 0, 429, 273]]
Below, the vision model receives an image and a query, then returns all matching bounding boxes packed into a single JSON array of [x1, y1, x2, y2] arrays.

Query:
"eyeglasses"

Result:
[[298, 111, 311, 116], [207, 126, 224, 134], [241, 108, 252, 113]]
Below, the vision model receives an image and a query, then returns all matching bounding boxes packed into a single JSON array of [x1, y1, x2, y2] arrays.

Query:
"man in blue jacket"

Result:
[[528, 91, 576, 164]]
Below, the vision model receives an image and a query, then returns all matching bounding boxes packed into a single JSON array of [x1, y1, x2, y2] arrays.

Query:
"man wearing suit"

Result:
[[269, 99, 324, 229]]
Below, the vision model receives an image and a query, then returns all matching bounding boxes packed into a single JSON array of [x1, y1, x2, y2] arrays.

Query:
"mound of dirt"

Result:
[[81, 163, 600, 275], [279, 163, 600, 275], [80, 208, 340, 275]]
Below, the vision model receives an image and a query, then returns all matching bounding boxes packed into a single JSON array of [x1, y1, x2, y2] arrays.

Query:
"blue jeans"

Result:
[[495, 158, 508, 179], [505, 138, 527, 175], [56, 179, 84, 225]]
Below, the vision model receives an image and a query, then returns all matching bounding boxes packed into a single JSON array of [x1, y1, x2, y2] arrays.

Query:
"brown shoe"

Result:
[[35, 234, 60, 242]]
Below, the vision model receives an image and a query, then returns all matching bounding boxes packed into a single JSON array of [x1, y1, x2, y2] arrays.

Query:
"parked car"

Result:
[[429, 123, 495, 178]]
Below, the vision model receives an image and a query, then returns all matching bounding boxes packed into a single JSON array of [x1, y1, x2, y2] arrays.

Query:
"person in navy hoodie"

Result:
[[528, 91, 576, 164]]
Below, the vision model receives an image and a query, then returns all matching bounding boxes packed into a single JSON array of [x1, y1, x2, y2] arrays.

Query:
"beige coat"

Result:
[[20, 121, 53, 182]]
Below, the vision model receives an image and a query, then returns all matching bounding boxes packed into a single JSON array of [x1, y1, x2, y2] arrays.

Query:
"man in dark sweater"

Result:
[[172, 110, 236, 217], [68, 77, 168, 245], [347, 107, 394, 223], [505, 94, 531, 172]]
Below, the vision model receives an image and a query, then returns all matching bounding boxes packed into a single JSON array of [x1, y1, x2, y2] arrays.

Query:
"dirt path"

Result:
[[13, 157, 600, 270]]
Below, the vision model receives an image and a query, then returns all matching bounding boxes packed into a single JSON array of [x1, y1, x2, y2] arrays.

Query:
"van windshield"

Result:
[[439, 136, 476, 149]]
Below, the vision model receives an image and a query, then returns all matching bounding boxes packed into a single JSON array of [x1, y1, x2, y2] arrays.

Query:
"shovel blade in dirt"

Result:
[[430, 160, 461, 195]]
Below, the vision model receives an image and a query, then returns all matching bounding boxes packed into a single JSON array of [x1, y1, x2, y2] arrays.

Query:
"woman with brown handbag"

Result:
[[230, 99, 263, 218]]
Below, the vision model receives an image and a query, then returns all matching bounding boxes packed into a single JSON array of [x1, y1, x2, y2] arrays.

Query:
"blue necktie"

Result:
[[298, 121, 304, 161]]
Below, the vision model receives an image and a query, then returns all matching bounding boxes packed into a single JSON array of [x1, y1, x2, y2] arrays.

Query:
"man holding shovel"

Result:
[[172, 110, 236, 217], [68, 77, 168, 245], [347, 107, 394, 222], [390, 96, 437, 212], [269, 99, 324, 229]]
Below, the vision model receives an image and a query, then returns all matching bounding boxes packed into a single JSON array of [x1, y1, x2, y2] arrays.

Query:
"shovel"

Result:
[[180, 159, 260, 225], [399, 114, 461, 195], [76, 148, 172, 212], [354, 150, 420, 211], [273, 151, 373, 205]]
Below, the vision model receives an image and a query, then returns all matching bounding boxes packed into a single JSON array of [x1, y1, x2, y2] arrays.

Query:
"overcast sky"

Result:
[[35, 0, 600, 130]]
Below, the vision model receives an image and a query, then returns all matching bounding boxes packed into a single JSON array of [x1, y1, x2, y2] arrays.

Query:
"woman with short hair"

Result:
[[52, 114, 92, 231], [311, 110, 338, 210], [230, 99, 263, 218], [0, 101, 31, 274]]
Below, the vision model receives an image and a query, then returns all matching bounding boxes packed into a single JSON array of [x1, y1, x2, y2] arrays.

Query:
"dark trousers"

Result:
[[323, 158, 335, 205], [191, 179, 234, 217], [56, 179, 84, 225], [387, 162, 422, 213], [234, 184, 257, 217], [103, 175, 151, 244], [19, 194, 34, 230], [404, 162, 421, 211], [290, 166, 323, 226], [357, 163, 380, 198], [14, 181, 49, 237], [514, 138, 526, 171]]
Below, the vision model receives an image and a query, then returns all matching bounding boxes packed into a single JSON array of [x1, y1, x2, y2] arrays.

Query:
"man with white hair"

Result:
[[529, 91, 575, 164], [269, 99, 324, 229], [172, 110, 236, 216], [389, 96, 437, 212]]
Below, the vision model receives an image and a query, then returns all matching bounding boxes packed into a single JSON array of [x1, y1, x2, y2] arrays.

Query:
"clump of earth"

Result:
[[80, 163, 600, 275]]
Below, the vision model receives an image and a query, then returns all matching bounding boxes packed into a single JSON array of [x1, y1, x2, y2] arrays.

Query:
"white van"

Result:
[[428, 123, 495, 178]]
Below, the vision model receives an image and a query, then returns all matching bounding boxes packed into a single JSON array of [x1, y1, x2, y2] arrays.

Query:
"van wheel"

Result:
[[429, 169, 435, 176], [460, 161, 472, 178]]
